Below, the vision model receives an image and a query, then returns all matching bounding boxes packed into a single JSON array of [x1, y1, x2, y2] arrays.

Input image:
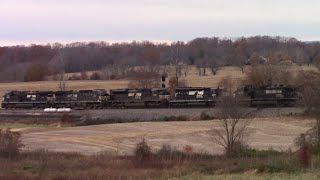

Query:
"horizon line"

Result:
[[1, 36, 319, 47]]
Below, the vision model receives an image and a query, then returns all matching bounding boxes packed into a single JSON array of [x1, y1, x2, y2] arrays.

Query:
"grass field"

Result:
[[170, 174, 320, 180], [2, 149, 320, 179], [0, 123, 50, 129], [19, 117, 311, 155], [1, 120, 319, 179]]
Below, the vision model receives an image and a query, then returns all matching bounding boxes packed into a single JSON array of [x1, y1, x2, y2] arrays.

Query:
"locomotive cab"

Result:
[[93, 89, 109, 102], [152, 88, 170, 101], [3, 92, 12, 102], [47, 93, 56, 103], [1, 92, 12, 108]]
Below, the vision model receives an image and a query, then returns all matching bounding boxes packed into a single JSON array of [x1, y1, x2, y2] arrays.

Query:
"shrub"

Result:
[[295, 133, 311, 168], [256, 154, 300, 173], [25, 63, 49, 82], [134, 138, 152, 166], [110, 74, 116, 80], [162, 116, 177, 121], [90, 72, 101, 80], [236, 147, 283, 158], [162, 116, 189, 122], [297, 145, 311, 168], [0, 129, 24, 158], [183, 145, 193, 154], [157, 144, 178, 160], [200, 111, 212, 120], [176, 116, 189, 121], [227, 141, 249, 158], [69, 74, 81, 80], [295, 132, 320, 156], [80, 72, 89, 80], [60, 113, 73, 124]]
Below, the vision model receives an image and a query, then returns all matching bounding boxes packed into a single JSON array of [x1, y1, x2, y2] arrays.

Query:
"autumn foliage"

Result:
[[25, 63, 49, 81]]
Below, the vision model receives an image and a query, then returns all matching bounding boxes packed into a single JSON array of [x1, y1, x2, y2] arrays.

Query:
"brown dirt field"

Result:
[[21, 117, 312, 155]]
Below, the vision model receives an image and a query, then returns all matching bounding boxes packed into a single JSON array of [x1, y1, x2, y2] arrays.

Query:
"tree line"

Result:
[[0, 36, 320, 82]]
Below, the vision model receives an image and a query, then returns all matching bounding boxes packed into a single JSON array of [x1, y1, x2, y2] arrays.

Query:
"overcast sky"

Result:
[[1, 0, 319, 45]]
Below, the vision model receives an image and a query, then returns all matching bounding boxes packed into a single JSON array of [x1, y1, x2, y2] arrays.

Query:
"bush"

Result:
[[162, 116, 177, 121], [162, 116, 189, 122], [297, 145, 311, 168], [134, 138, 152, 166], [157, 144, 179, 160], [176, 116, 189, 121], [90, 72, 101, 80], [184, 145, 193, 154], [80, 72, 89, 80], [256, 154, 300, 173], [0, 129, 24, 158], [295, 133, 311, 168], [60, 113, 73, 125], [69, 74, 81, 80], [236, 147, 283, 158], [295, 132, 320, 156], [200, 111, 212, 120]]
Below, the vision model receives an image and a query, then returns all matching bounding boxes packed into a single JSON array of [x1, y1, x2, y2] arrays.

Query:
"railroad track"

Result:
[[0, 107, 306, 122]]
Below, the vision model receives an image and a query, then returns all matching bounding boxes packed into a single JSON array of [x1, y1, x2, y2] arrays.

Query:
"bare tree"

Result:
[[167, 77, 187, 98], [58, 72, 66, 91], [213, 95, 252, 157], [295, 67, 320, 152], [100, 66, 113, 80], [128, 66, 161, 89], [245, 65, 293, 87], [170, 41, 185, 81], [56, 49, 67, 91], [218, 76, 237, 96], [295, 110, 320, 152], [208, 59, 221, 76], [295, 70, 320, 110]]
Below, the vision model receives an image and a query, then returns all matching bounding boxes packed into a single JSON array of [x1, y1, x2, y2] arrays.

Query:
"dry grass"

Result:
[[0, 123, 50, 129], [0, 142, 319, 179], [20, 117, 312, 155], [178, 64, 318, 87]]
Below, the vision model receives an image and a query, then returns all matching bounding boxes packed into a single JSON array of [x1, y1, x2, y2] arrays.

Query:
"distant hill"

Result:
[[304, 41, 320, 44]]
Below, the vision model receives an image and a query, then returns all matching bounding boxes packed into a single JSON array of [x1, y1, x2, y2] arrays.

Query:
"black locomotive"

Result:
[[236, 85, 302, 106], [2, 89, 108, 109], [1, 85, 301, 109]]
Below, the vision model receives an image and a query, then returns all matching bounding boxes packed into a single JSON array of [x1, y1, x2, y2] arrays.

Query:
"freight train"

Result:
[[1, 85, 301, 109]]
